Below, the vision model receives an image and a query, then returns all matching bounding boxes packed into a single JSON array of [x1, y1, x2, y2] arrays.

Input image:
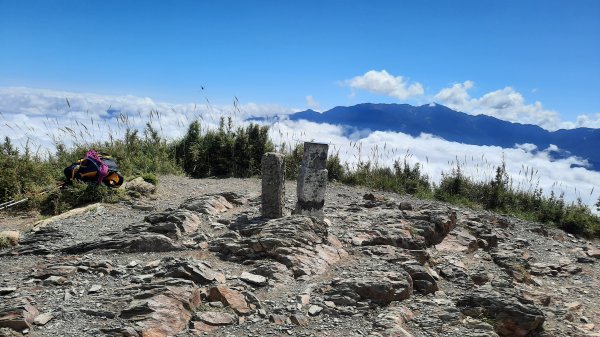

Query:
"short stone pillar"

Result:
[[295, 142, 329, 218], [261, 152, 285, 218]]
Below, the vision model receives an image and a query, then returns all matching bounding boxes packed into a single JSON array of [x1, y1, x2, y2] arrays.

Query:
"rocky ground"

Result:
[[1, 175, 599, 337]]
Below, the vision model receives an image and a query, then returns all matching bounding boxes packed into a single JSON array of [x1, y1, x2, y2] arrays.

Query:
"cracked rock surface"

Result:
[[1, 175, 600, 337]]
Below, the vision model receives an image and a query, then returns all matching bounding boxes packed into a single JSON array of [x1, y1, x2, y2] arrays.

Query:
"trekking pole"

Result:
[[0, 199, 15, 208], [0, 182, 67, 211], [0, 198, 29, 210]]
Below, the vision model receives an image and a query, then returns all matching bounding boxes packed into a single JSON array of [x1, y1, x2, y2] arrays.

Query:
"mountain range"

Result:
[[255, 103, 600, 172]]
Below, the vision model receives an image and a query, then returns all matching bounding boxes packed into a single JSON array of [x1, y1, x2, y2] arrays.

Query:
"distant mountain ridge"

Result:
[[270, 103, 600, 171]]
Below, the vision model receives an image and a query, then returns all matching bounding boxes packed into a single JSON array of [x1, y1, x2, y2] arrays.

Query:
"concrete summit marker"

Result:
[[295, 142, 328, 218], [261, 152, 285, 218]]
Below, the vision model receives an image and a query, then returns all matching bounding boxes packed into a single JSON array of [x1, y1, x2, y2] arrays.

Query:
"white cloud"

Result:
[[576, 113, 600, 128], [434, 82, 568, 130], [1, 86, 598, 212], [269, 119, 600, 212], [0, 86, 292, 152], [305, 95, 320, 110], [344, 70, 424, 100], [433, 80, 474, 106]]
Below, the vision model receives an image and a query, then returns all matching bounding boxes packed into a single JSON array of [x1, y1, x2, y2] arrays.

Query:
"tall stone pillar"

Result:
[[261, 152, 285, 218], [295, 142, 329, 218]]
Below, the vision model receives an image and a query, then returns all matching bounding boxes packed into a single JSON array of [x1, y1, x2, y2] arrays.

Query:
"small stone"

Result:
[[43, 276, 68, 285], [144, 260, 161, 269], [131, 274, 154, 283], [191, 321, 218, 333], [582, 323, 595, 331], [64, 290, 72, 301], [398, 201, 413, 210], [33, 313, 53, 325], [208, 286, 251, 315], [290, 314, 309, 326], [131, 202, 155, 211], [566, 301, 582, 311], [239, 272, 267, 286], [269, 314, 288, 325], [208, 301, 224, 308], [324, 301, 336, 308], [297, 293, 310, 306], [0, 287, 17, 295], [586, 248, 600, 259], [308, 305, 323, 316], [197, 311, 236, 326], [88, 285, 102, 294]]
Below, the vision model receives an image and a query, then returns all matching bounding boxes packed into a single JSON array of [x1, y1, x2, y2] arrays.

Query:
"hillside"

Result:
[[1, 175, 599, 337], [280, 103, 600, 171]]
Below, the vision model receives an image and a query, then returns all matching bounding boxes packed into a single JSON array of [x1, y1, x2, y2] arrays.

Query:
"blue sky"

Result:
[[1, 1, 599, 209], [1, 0, 599, 126]]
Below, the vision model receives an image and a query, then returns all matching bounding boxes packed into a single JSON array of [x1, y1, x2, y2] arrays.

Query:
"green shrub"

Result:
[[340, 159, 431, 196], [559, 200, 600, 236], [40, 181, 122, 215], [282, 143, 303, 180], [327, 151, 345, 181], [0, 236, 11, 249], [141, 173, 158, 185], [174, 118, 273, 178]]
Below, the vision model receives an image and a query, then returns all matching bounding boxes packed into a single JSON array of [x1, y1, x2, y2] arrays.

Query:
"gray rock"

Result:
[[210, 215, 347, 277], [88, 284, 102, 293], [325, 270, 413, 306], [239, 272, 267, 286], [179, 194, 233, 215], [80, 308, 117, 319], [62, 233, 182, 254], [402, 261, 438, 294], [0, 287, 17, 295], [456, 288, 544, 337], [197, 311, 236, 326], [124, 177, 156, 196], [157, 257, 225, 285], [43, 275, 68, 285], [0, 297, 39, 331], [101, 327, 140, 337], [120, 280, 201, 336], [33, 313, 53, 326], [308, 305, 323, 316]]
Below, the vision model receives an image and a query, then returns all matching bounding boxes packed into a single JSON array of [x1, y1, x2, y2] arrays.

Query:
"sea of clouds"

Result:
[[1, 86, 598, 212]]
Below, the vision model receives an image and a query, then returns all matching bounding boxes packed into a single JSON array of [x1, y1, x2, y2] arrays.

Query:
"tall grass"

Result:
[[278, 141, 599, 237], [434, 160, 600, 237]]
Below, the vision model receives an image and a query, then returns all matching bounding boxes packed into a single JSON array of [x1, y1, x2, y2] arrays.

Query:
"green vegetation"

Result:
[[39, 181, 122, 215], [174, 117, 273, 178], [1, 112, 598, 238], [0, 116, 273, 215], [340, 159, 431, 197], [432, 161, 600, 237], [0, 236, 12, 249]]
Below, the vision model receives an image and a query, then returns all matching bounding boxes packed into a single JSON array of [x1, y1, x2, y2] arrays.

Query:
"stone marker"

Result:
[[295, 142, 328, 217], [261, 152, 285, 218]]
